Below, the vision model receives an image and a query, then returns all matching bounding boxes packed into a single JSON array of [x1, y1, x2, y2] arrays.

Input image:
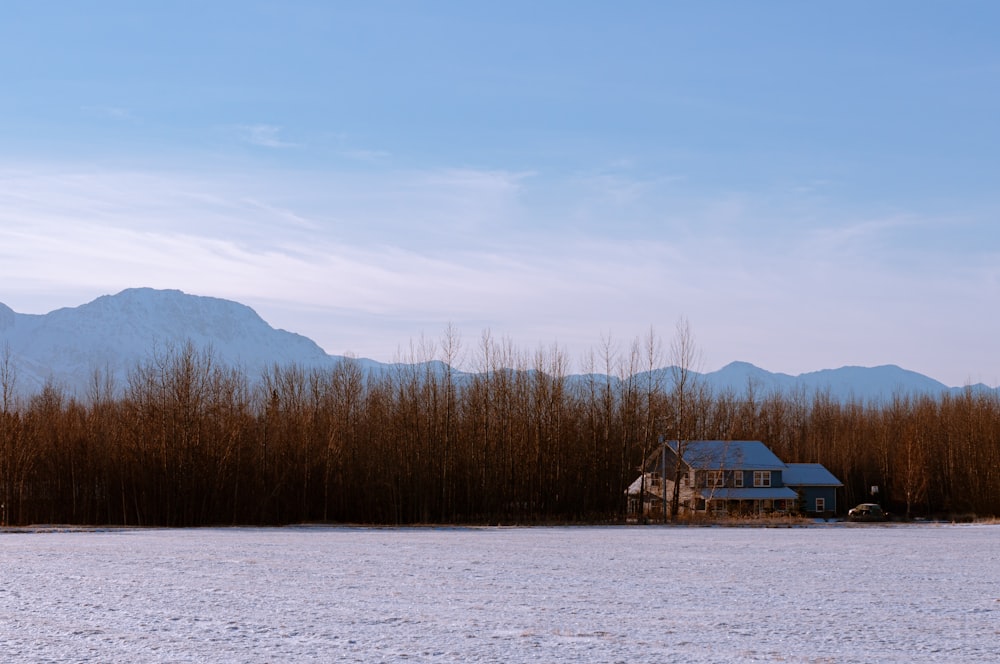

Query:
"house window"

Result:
[[706, 470, 724, 487], [732, 471, 743, 488], [815, 497, 825, 513], [753, 471, 771, 487]]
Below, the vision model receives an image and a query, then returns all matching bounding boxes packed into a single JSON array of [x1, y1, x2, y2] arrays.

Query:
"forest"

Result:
[[1, 329, 998, 527]]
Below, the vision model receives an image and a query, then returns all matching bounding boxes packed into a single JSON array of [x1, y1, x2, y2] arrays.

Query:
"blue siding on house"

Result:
[[639, 440, 843, 515], [698, 487, 798, 500], [753, 469, 782, 488], [794, 486, 839, 514], [784, 463, 843, 514]]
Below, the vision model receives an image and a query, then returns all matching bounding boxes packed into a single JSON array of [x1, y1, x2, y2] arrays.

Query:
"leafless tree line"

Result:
[[1, 336, 997, 526]]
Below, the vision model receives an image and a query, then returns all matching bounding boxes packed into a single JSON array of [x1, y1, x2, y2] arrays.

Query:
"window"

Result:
[[815, 497, 825, 513], [706, 470, 724, 487], [732, 471, 744, 488], [753, 471, 771, 487]]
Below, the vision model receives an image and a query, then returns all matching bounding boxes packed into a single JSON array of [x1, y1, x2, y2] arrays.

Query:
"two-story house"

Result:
[[627, 440, 842, 517]]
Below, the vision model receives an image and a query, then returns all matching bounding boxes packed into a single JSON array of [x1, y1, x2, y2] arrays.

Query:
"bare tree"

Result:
[[0, 343, 16, 524], [630, 327, 664, 522], [1, 343, 15, 415], [668, 318, 702, 522]]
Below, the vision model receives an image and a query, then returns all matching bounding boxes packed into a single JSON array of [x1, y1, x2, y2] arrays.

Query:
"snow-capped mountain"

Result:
[[0, 288, 346, 396], [0, 288, 992, 401]]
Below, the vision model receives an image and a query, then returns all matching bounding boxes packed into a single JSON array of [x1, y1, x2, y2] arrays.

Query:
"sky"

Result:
[[1, 1, 999, 387]]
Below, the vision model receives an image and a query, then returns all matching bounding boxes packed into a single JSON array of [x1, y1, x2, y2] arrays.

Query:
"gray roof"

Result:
[[666, 440, 786, 470], [783, 463, 843, 487]]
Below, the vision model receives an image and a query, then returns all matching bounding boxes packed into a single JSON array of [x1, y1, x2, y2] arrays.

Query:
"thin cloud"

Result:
[[2, 161, 997, 386], [82, 105, 133, 120], [806, 216, 914, 252], [237, 124, 297, 148]]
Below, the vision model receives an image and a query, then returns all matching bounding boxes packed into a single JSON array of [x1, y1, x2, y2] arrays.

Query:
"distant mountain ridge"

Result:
[[0, 288, 993, 401], [0, 288, 363, 397], [698, 360, 958, 400]]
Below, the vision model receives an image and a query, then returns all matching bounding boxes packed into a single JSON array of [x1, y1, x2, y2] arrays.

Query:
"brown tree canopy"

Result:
[[1, 338, 997, 526]]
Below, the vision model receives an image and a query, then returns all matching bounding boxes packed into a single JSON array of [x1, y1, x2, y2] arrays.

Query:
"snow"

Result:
[[671, 440, 787, 470], [2, 288, 993, 400], [2, 525, 998, 662], [783, 463, 844, 486], [0, 288, 338, 396]]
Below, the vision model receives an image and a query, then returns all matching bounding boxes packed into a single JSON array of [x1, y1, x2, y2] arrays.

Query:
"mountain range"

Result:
[[0, 288, 993, 402]]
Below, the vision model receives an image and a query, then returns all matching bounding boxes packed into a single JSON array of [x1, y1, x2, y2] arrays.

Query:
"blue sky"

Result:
[[2, 1, 999, 386]]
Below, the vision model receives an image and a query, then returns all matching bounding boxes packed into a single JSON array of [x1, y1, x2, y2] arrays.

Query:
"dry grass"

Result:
[[662, 512, 814, 527], [713, 514, 814, 527]]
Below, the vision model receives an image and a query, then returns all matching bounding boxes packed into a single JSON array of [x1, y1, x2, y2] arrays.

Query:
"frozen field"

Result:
[[1, 525, 998, 663]]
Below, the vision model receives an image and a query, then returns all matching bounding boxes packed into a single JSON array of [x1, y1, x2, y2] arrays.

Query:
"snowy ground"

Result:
[[1, 524, 998, 663]]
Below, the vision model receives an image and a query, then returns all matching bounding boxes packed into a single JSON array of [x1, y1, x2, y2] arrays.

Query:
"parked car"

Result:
[[848, 503, 889, 522]]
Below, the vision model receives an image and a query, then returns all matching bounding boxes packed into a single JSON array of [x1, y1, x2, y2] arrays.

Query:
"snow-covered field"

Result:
[[2, 525, 998, 663]]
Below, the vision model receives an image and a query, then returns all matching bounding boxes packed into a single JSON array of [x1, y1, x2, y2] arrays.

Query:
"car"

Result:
[[848, 503, 889, 522]]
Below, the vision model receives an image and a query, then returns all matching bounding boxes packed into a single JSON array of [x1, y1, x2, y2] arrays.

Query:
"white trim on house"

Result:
[[627, 440, 842, 519]]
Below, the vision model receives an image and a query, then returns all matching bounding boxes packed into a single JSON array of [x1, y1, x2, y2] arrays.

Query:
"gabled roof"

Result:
[[665, 440, 786, 471], [626, 473, 664, 496], [783, 463, 843, 487]]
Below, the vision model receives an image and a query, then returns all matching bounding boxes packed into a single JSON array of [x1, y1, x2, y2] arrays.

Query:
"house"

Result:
[[627, 440, 842, 518], [783, 463, 843, 515]]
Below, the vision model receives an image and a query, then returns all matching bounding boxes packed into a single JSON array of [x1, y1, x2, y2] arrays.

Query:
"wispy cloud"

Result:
[[805, 216, 914, 253], [82, 105, 133, 120], [237, 124, 297, 148], [1, 162, 997, 385]]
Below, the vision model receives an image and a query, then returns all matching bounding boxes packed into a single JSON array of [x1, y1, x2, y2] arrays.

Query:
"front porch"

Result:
[[697, 487, 800, 516], [627, 473, 802, 519]]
